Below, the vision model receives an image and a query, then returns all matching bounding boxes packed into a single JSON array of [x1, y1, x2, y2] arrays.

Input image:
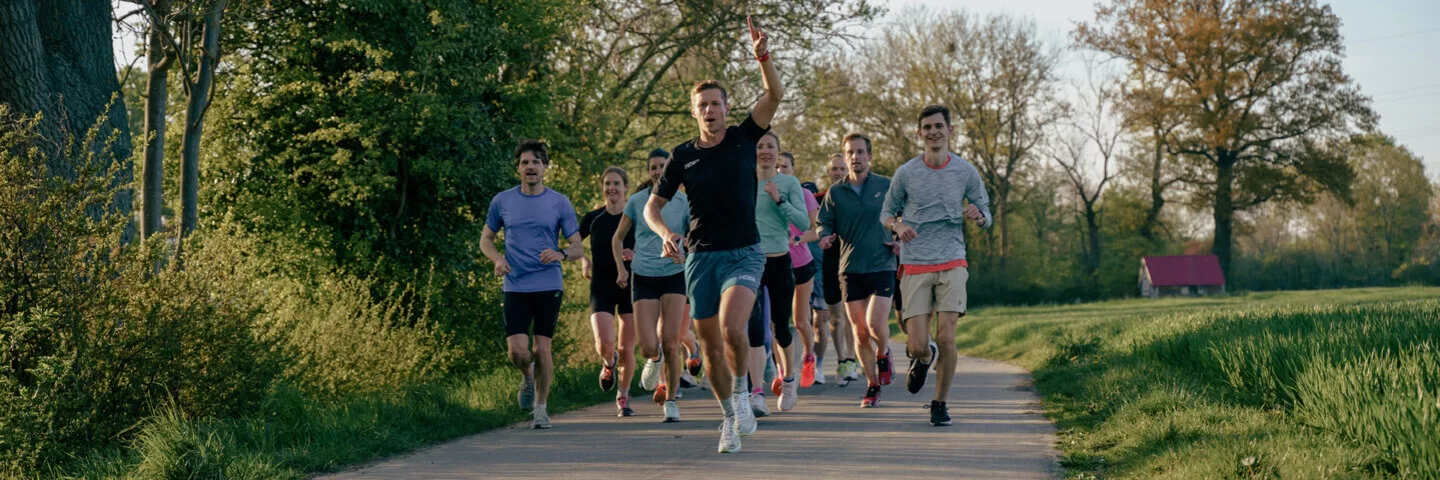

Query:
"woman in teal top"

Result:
[[614, 149, 693, 422], [746, 132, 810, 414]]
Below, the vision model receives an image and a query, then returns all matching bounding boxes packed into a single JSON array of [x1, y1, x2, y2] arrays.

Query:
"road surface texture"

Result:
[[321, 343, 1059, 479]]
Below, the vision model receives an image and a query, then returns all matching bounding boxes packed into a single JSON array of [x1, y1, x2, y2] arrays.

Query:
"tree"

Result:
[[1077, 0, 1376, 278], [0, 0, 134, 224], [545, 0, 880, 200], [810, 8, 1064, 258], [137, 0, 173, 239], [1049, 61, 1124, 277], [1348, 135, 1433, 271]]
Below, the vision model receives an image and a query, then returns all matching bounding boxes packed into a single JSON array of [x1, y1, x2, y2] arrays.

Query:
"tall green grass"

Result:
[[49, 365, 611, 480], [957, 287, 1440, 478]]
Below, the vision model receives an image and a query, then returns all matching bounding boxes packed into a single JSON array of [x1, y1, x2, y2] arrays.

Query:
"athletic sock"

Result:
[[720, 396, 735, 417], [783, 376, 795, 382], [733, 373, 747, 393]]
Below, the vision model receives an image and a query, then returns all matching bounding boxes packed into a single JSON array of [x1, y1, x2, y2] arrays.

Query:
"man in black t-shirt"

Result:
[[643, 16, 782, 454]]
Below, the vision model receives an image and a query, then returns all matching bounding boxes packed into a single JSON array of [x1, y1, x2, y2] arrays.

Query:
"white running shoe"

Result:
[[640, 356, 663, 391], [679, 370, 699, 388], [735, 392, 758, 436], [532, 404, 551, 429], [779, 378, 798, 411], [750, 391, 770, 417], [663, 400, 680, 423], [718, 415, 741, 453], [814, 361, 827, 385]]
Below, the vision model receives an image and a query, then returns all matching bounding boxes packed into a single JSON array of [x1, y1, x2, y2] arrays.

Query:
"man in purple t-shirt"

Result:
[[481, 139, 583, 430]]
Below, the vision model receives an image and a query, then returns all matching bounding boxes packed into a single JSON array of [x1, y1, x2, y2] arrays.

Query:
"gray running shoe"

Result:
[[518, 376, 536, 410]]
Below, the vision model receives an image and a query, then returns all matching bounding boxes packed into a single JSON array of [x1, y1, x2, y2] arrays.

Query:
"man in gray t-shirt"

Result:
[[881, 105, 992, 427]]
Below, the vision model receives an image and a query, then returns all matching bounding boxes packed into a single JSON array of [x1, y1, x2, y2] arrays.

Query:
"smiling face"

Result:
[[517, 152, 547, 187], [756, 134, 780, 170], [918, 112, 954, 151], [691, 87, 729, 136], [602, 171, 626, 203], [647, 155, 668, 186], [843, 138, 872, 178]]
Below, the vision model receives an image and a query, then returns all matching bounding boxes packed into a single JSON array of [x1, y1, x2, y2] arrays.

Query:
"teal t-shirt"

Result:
[[624, 188, 690, 277], [755, 173, 809, 255]]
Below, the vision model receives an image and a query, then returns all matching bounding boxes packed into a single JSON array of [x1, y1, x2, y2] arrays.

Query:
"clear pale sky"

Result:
[[887, 0, 1440, 178]]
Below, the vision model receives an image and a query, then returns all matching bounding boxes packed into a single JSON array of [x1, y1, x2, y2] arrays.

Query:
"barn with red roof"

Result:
[[1139, 255, 1226, 298]]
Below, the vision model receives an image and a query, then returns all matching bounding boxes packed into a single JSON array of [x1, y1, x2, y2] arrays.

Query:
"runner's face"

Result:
[[647, 156, 667, 185], [777, 156, 794, 175], [517, 152, 546, 186], [756, 135, 779, 169], [602, 172, 626, 203], [827, 157, 847, 183], [844, 139, 871, 177], [691, 89, 728, 135], [918, 112, 952, 151]]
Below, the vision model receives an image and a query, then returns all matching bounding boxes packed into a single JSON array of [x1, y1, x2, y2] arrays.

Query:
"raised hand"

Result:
[[749, 15, 769, 60], [764, 180, 781, 202]]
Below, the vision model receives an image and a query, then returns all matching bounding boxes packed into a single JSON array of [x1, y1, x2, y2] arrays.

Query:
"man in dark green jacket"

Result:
[[818, 133, 899, 409]]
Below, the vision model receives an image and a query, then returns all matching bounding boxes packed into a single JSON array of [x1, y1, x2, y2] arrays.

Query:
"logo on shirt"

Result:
[[874, 192, 882, 199], [685, 160, 700, 169]]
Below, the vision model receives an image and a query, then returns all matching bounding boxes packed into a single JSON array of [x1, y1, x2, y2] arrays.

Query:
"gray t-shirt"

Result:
[[625, 187, 690, 277], [882, 153, 992, 265]]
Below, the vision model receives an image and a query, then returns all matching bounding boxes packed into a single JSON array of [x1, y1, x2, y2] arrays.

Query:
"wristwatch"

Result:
[[561, 250, 569, 261], [775, 197, 785, 206]]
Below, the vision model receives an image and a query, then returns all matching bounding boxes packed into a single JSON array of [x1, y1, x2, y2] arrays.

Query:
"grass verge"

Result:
[[49, 364, 612, 479], [956, 287, 1440, 479]]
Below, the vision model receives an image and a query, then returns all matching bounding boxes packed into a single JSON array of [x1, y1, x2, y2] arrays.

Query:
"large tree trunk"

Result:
[[141, 0, 171, 239], [179, 0, 226, 238], [1212, 149, 1237, 281], [1084, 204, 1101, 276], [1140, 135, 1166, 242], [0, 0, 134, 229]]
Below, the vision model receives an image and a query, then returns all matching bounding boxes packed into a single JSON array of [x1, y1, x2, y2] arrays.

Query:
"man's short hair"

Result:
[[918, 104, 951, 127], [514, 139, 549, 165], [691, 80, 729, 102], [842, 133, 872, 154], [647, 148, 670, 160], [780, 151, 796, 168]]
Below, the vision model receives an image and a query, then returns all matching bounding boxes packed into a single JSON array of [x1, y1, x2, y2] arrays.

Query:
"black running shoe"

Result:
[[906, 342, 937, 394], [861, 385, 881, 408], [876, 348, 894, 386], [928, 400, 951, 426]]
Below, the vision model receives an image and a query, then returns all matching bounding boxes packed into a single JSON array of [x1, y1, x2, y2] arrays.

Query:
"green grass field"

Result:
[[956, 287, 1440, 479]]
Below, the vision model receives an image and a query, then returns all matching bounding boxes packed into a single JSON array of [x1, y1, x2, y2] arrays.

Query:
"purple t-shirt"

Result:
[[485, 186, 580, 293]]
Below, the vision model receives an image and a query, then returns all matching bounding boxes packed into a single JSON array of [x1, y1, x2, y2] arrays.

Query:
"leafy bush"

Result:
[[0, 109, 278, 472]]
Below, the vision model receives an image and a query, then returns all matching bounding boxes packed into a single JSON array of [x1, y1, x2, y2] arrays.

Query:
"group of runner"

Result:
[[479, 17, 992, 452]]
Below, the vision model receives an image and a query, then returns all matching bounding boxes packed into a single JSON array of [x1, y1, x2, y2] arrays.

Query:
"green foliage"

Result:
[[207, 0, 568, 281], [958, 287, 1440, 478], [0, 109, 278, 472]]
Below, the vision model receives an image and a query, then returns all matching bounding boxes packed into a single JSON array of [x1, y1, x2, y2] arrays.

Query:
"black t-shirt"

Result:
[[654, 115, 767, 252], [580, 207, 635, 285]]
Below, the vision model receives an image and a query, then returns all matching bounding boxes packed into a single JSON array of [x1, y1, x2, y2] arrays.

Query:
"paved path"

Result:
[[321, 344, 1059, 479]]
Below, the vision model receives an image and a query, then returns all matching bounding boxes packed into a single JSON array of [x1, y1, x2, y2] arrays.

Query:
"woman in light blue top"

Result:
[[614, 149, 694, 422], [746, 131, 810, 414]]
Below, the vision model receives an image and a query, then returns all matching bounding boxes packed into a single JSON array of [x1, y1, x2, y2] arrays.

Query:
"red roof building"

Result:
[[1139, 255, 1226, 298]]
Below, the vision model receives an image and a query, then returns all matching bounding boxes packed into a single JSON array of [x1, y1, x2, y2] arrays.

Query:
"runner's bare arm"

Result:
[[612, 215, 633, 287], [749, 16, 783, 128], [562, 232, 584, 262], [480, 225, 510, 275]]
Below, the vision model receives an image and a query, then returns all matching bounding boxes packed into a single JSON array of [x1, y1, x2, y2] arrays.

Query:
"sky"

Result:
[[887, 0, 1440, 178]]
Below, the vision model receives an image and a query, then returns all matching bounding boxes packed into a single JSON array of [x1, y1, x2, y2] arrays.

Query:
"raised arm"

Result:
[[748, 16, 784, 128]]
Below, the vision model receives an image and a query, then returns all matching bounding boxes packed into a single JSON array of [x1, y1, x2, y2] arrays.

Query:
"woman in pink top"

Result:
[[778, 152, 821, 387]]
